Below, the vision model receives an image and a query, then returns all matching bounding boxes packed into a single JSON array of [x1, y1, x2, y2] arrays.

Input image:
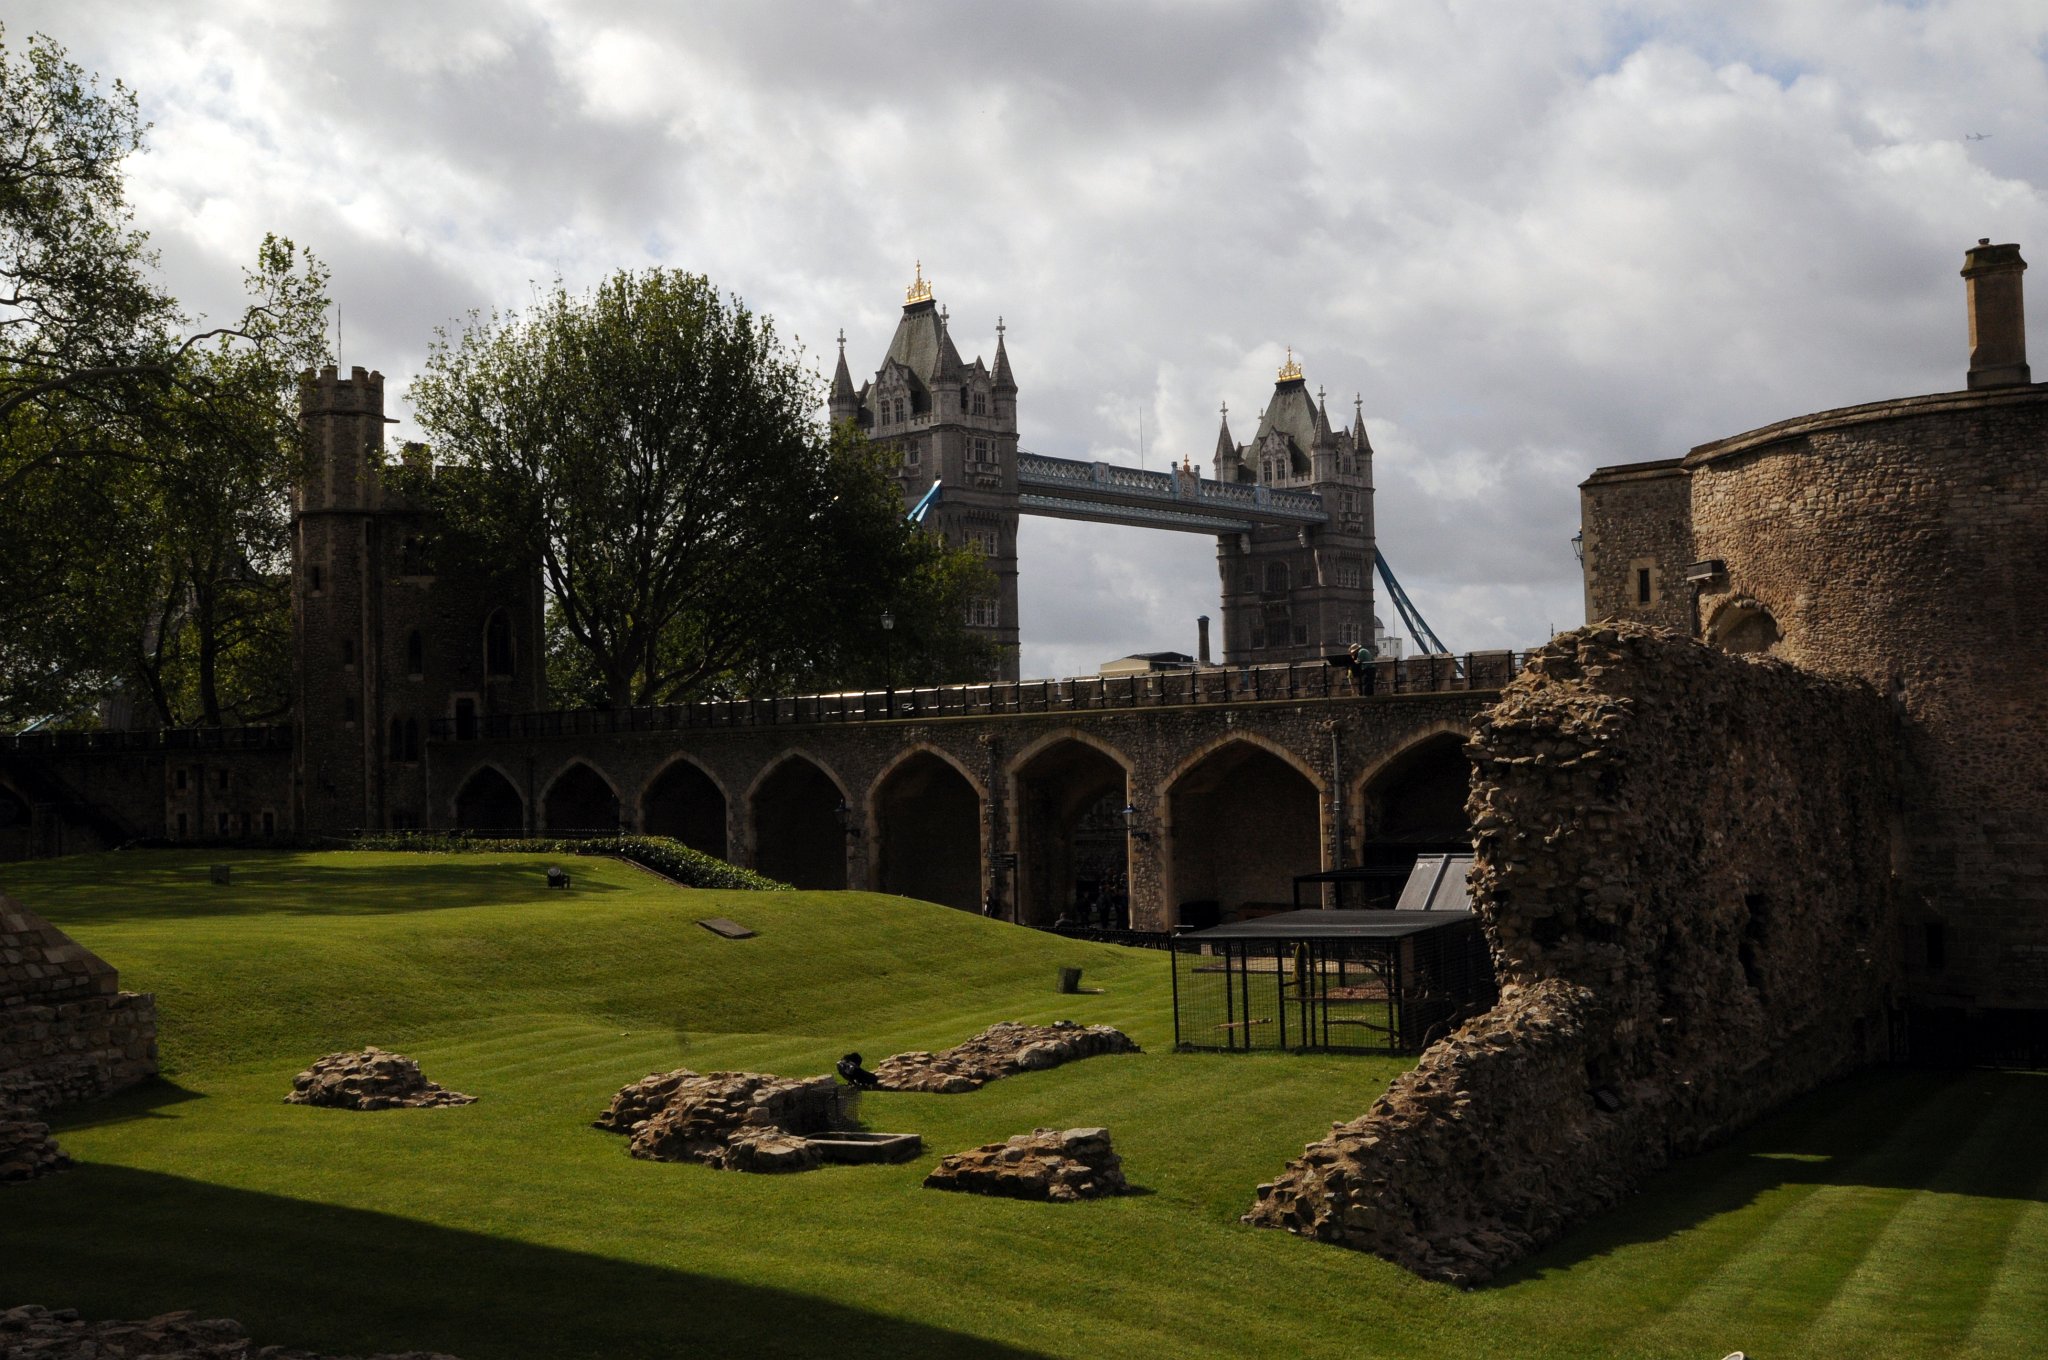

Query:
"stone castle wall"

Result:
[[1577, 456, 1692, 633], [0, 893, 157, 1112], [1686, 385, 2048, 1012], [1245, 624, 1898, 1284]]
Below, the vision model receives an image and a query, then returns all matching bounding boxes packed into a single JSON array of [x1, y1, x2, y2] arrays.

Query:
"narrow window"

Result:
[[308, 564, 323, 594], [1266, 561, 1290, 594], [341, 638, 356, 667], [176, 812, 189, 838], [216, 812, 230, 836], [1636, 567, 1653, 605], [455, 697, 478, 741], [218, 769, 230, 791], [174, 768, 188, 792], [262, 811, 276, 835], [485, 611, 514, 678], [342, 696, 358, 723], [406, 630, 425, 676]]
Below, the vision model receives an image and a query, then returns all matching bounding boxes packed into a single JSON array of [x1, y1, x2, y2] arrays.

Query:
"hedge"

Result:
[[344, 832, 793, 892]]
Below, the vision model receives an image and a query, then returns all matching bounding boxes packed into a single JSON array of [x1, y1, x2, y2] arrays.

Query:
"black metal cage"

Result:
[[1171, 909, 1496, 1055]]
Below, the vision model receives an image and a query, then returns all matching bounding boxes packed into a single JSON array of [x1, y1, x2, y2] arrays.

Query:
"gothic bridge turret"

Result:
[[425, 655, 1522, 931]]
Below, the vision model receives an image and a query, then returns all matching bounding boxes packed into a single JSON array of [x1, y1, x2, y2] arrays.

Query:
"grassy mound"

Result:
[[1, 851, 2043, 1359]]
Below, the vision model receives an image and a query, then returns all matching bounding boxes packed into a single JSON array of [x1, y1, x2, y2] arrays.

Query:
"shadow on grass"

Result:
[[45, 1078, 206, 1131], [17, 858, 627, 924], [2, 1163, 1053, 1360], [1494, 1067, 2048, 1287]]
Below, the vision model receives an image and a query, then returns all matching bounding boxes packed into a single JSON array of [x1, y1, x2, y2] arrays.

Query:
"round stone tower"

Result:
[[1682, 242, 2048, 1025]]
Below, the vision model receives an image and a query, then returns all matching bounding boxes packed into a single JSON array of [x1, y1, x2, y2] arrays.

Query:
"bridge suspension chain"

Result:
[[1374, 549, 1454, 660]]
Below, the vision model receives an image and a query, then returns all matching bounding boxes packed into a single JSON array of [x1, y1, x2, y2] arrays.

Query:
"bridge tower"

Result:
[[1211, 353, 1377, 664], [832, 265, 1022, 681]]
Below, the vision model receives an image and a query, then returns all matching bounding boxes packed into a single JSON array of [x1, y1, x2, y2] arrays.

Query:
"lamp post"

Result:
[[881, 609, 896, 716]]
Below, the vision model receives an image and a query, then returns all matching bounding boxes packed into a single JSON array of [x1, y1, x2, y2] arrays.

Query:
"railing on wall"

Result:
[[0, 724, 293, 754], [424, 652, 1529, 743]]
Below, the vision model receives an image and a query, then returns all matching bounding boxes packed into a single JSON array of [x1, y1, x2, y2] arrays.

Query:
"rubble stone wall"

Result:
[[0, 894, 157, 1111], [1245, 624, 1899, 1284]]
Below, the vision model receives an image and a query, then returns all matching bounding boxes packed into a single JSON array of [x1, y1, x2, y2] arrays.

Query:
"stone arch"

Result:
[[868, 745, 984, 912], [541, 760, 621, 834], [1008, 730, 1135, 928], [748, 750, 850, 890], [639, 755, 730, 860], [1352, 728, 1475, 909], [1706, 595, 1782, 656], [452, 763, 525, 834], [1163, 735, 1325, 929]]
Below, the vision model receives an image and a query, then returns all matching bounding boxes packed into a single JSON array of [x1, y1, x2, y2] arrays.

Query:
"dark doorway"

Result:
[[543, 762, 620, 834], [1354, 732, 1474, 907], [751, 755, 847, 890], [1013, 739, 1128, 928], [1168, 741, 1320, 926], [873, 752, 982, 911], [452, 767, 524, 834], [642, 758, 728, 860]]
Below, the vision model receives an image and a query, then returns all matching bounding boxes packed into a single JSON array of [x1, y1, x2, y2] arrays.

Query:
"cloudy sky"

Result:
[[18, 1, 2047, 678]]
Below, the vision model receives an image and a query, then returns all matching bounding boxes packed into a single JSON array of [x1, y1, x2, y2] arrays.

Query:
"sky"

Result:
[[16, 0, 2047, 679]]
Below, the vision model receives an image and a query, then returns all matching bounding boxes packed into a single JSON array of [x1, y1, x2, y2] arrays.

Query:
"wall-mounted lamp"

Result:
[[834, 797, 861, 839], [1119, 803, 1152, 842], [1570, 531, 1584, 564]]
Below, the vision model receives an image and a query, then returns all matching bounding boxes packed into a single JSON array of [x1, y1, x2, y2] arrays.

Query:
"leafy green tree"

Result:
[[0, 26, 330, 726], [412, 268, 992, 708]]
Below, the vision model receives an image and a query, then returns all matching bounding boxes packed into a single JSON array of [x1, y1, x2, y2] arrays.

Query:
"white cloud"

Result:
[[14, 0, 2047, 677]]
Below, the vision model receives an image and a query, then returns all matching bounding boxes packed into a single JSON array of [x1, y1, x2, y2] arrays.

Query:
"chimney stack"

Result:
[[1196, 615, 1212, 666], [1963, 239, 2030, 389]]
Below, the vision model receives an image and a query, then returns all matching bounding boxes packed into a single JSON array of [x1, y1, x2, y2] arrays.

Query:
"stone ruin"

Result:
[[285, 1048, 476, 1111], [874, 1020, 1140, 1093], [0, 1305, 459, 1359], [0, 893, 159, 1184], [595, 1068, 852, 1173], [0, 1102, 70, 1183], [1245, 625, 1900, 1284], [924, 1126, 1127, 1202]]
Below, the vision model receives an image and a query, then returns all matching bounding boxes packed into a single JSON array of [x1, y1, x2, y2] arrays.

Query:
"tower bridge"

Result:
[[832, 269, 1386, 679]]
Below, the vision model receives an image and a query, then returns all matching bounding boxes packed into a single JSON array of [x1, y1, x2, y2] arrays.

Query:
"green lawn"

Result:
[[2, 851, 2043, 1359]]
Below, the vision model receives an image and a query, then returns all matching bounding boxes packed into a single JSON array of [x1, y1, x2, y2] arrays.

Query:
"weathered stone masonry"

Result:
[[1, 891, 157, 1183], [1245, 625, 1898, 1284]]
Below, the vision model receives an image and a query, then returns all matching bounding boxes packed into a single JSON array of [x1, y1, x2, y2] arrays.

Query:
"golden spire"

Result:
[[1277, 346, 1303, 382], [906, 260, 933, 305]]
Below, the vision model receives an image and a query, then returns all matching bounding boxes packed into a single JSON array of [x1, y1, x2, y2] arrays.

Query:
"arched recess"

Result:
[[1009, 732, 1131, 928], [1707, 596, 1782, 656], [870, 747, 983, 912], [1352, 729, 1475, 908], [542, 761, 621, 834], [749, 752, 848, 890], [1165, 737, 1322, 928], [452, 764, 525, 834], [641, 757, 729, 860]]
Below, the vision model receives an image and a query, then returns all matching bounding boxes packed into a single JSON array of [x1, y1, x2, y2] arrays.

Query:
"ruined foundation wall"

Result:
[[0, 894, 157, 1112], [1245, 624, 1898, 1284]]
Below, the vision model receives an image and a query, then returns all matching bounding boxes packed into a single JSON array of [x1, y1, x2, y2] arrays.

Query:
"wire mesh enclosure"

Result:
[[1171, 910, 1496, 1055]]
